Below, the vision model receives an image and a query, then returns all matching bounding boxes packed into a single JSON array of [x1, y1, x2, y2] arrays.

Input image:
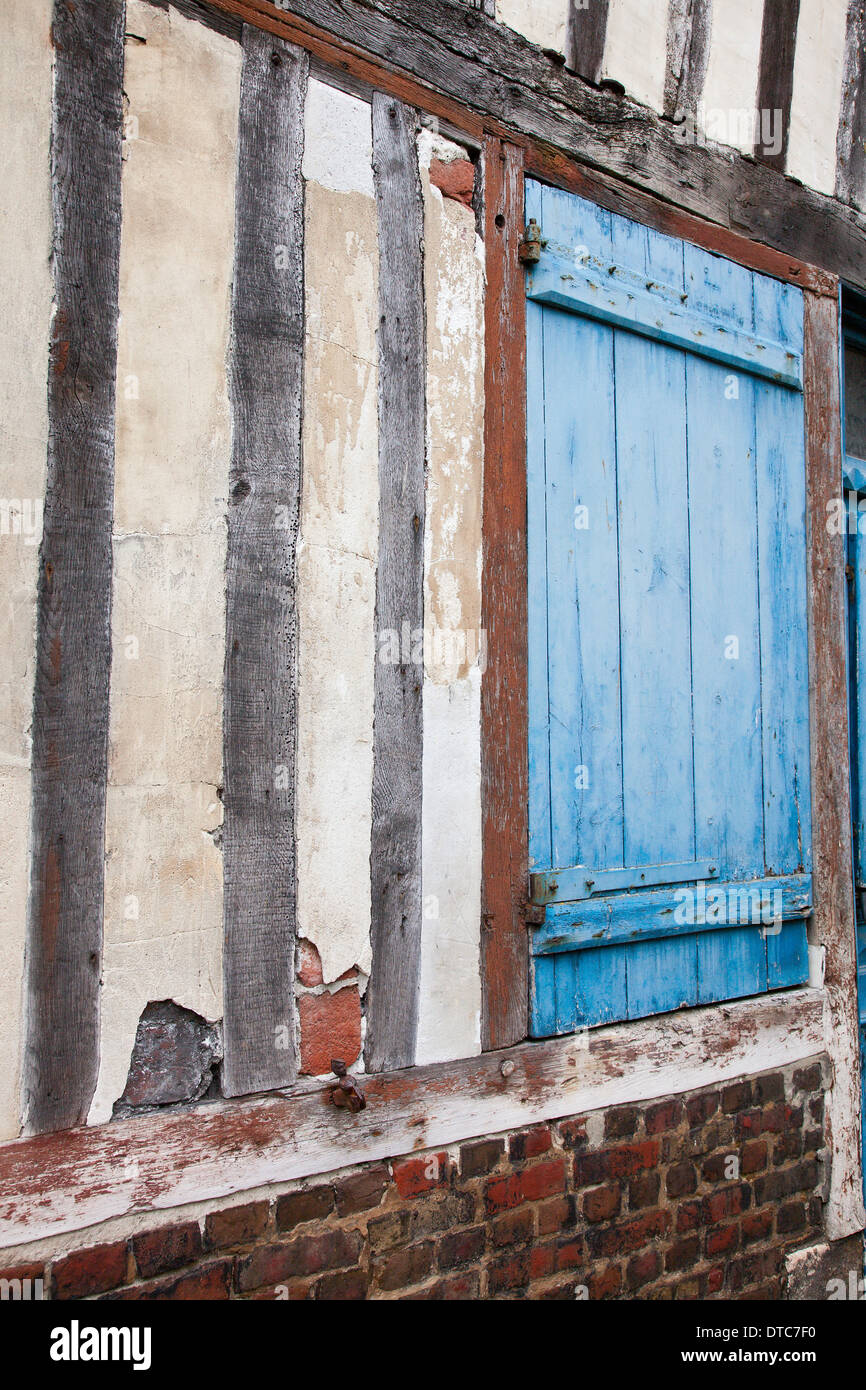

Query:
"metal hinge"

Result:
[[518, 218, 544, 265]]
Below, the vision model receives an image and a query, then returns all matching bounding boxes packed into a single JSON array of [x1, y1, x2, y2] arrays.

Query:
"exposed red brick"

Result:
[[665, 1237, 700, 1273], [777, 1201, 807, 1234], [275, 1185, 335, 1230], [52, 1241, 129, 1300], [508, 1125, 552, 1162], [107, 1261, 232, 1301], [438, 1226, 485, 1269], [393, 1153, 449, 1199], [314, 1269, 370, 1300], [686, 1092, 719, 1126], [706, 1265, 725, 1295], [530, 1244, 556, 1280], [645, 1098, 683, 1134], [703, 1184, 749, 1225], [554, 1237, 584, 1271], [604, 1106, 639, 1141], [793, 1064, 822, 1093], [428, 156, 475, 208], [374, 1243, 435, 1292], [586, 1209, 670, 1260], [298, 986, 361, 1075], [706, 1222, 739, 1257], [666, 1162, 698, 1198], [629, 1170, 660, 1209], [575, 1140, 660, 1185], [204, 1201, 269, 1251], [721, 1081, 752, 1113], [582, 1183, 621, 1224], [676, 1201, 703, 1234], [588, 1264, 622, 1300], [460, 1138, 504, 1178], [522, 1158, 567, 1201], [237, 1231, 361, 1292], [490, 1208, 534, 1247], [742, 1209, 774, 1244], [296, 938, 323, 987], [488, 1249, 531, 1294], [627, 1248, 660, 1291], [753, 1072, 785, 1105], [537, 1196, 576, 1235], [557, 1117, 589, 1150], [334, 1167, 389, 1216], [132, 1222, 202, 1280], [741, 1140, 769, 1175]]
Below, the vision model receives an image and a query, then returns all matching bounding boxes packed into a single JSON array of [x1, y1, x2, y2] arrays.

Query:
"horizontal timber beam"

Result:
[[0, 989, 823, 1250], [198, 0, 862, 292]]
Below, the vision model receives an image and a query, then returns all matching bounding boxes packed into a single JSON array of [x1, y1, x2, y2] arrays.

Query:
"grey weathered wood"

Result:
[[836, 0, 866, 208], [754, 0, 800, 171], [22, 0, 124, 1136], [664, 0, 711, 119], [209, 0, 866, 288], [222, 28, 308, 1098], [364, 94, 426, 1073], [566, 0, 609, 84], [148, 0, 243, 41]]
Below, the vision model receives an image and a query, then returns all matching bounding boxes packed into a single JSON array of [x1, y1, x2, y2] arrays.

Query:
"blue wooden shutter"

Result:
[[526, 180, 812, 1036]]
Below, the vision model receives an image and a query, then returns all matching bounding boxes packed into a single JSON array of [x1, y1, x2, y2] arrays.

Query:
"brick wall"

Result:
[[1, 1060, 828, 1301]]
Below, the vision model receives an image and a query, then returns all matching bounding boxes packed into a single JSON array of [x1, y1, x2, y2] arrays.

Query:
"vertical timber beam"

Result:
[[23, 0, 125, 1135], [566, 0, 610, 85], [481, 137, 529, 1051], [803, 288, 865, 1236], [222, 28, 308, 1097], [364, 94, 426, 1073], [754, 0, 801, 171], [663, 0, 712, 120], [836, 0, 866, 209]]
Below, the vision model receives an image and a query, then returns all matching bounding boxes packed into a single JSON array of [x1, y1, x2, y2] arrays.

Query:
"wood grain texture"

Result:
[[481, 137, 529, 1051], [201, 0, 866, 291], [22, 0, 125, 1136], [146, 0, 243, 40], [0, 988, 823, 1249], [754, 0, 800, 171], [803, 289, 865, 1237], [222, 29, 308, 1098], [664, 0, 711, 119], [836, 0, 866, 208], [566, 0, 609, 85], [364, 95, 426, 1074]]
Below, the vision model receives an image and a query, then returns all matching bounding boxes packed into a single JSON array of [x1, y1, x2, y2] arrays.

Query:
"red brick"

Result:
[[557, 1117, 589, 1150], [508, 1125, 552, 1162], [334, 1167, 389, 1216], [204, 1201, 269, 1251], [298, 986, 361, 1074], [742, 1209, 774, 1244], [460, 1138, 504, 1178], [275, 1185, 335, 1230], [296, 938, 323, 987], [315, 1269, 370, 1300], [554, 1237, 584, 1271], [586, 1209, 670, 1259], [522, 1157, 567, 1202], [582, 1183, 621, 1223], [706, 1222, 739, 1256], [629, 1170, 660, 1209], [52, 1241, 129, 1300], [537, 1196, 576, 1235], [238, 1231, 361, 1292], [753, 1072, 785, 1105], [736, 1108, 764, 1138], [132, 1222, 202, 1280], [793, 1064, 822, 1093], [686, 1092, 719, 1126], [741, 1140, 769, 1175], [703, 1184, 749, 1225], [706, 1265, 725, 1295], [627, 1248, 660, 1291], [645, 1099, 683, 1135], [604, 1106, 639, 1141], [374, 1243, 434, 1292], [438, 1226, 485, 1269], [530, 1244, 556, 1281], [575, 1140, 659, 1184], [490, 1208, 534, 1247], [777, 1201, 806, 1234], [665, 1237, 700, 1273], [588, 1264, 622, 1300], [407, 1272, 481, 1300], [488, 1249, 531, 1294], [666, 1162, 697, 1198], [393, 1153, 449, 1199], [721, 1081, 752, 1113], [761, 1103, 802, 1134], [428, 156, 475, 208], [108, 1261, 232, 1301], [676, 1201, 703, 1234]]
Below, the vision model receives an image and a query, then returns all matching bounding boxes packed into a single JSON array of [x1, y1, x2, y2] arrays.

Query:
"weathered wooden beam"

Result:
[[22, 0, 125, 1136], [0, 988, 824, 1249], [803, 288, 865, 1238], [481, 137, 529, 1052], [754, 0, 800, 171], [566, 0, 609, 86], [222, 29, 308, 1098], [199, 0, 866, 290], [364, 94, 426, 1073], [663, 0, 711, 119], [836, 0, 866, 211]]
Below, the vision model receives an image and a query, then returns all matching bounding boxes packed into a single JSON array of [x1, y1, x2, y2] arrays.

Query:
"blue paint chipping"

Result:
[[526, 181, 812, 1037]]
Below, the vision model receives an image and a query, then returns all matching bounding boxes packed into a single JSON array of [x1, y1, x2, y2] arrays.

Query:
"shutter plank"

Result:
[[526, 181, 551, 876]]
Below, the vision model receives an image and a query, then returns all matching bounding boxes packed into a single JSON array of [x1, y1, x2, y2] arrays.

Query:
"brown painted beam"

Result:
[[481, 137, 529, 1051]]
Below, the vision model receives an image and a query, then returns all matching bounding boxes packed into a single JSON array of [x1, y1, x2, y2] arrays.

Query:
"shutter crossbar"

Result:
[[530, 860, 719, 905]]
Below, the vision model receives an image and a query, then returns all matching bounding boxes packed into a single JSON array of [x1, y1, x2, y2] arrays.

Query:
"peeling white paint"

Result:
[[787, 0, 849, 196], [602, 0, 668, 113], [0, 0, 53, 1142], [90, 1, 239, 1124], [495, 0, 568, 55], [701, 0, 763, 153], [296, 85, 378, 985], [416, 135, 484, 1065]]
